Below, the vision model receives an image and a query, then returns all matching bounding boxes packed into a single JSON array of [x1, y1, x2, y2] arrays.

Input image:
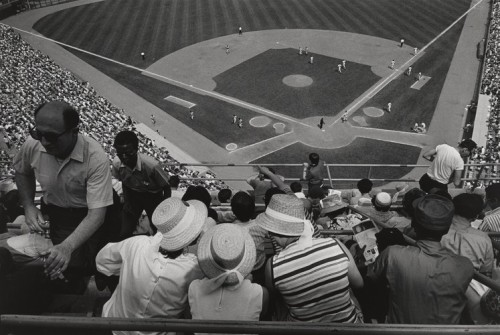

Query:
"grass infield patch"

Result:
[[214, 48, 379, 119]]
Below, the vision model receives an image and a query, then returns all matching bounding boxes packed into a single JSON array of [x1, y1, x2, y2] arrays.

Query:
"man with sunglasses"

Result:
[[12, 101, 113, 284]]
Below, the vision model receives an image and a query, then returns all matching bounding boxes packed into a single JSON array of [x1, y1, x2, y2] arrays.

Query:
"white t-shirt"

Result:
[[427, 144, 464, 185]]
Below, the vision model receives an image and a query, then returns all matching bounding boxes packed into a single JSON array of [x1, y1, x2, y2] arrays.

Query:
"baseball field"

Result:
[[19, 0, 485, 184]]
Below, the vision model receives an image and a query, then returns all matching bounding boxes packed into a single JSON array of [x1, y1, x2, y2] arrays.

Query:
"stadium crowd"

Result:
[[472, 0, 500, 182], [0, 23, 223, 191]]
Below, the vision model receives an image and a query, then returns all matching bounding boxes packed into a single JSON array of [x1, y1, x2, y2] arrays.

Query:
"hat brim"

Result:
[[321, 202, 347, 215], [197, 225, 256, 285], [255, 212, 304, 236], [159, 199, 207, 251]]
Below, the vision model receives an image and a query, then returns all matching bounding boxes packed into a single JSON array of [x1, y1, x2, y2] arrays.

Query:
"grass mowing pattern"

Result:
[[34, 0, 472, 69], [32, 0, 472, 167]]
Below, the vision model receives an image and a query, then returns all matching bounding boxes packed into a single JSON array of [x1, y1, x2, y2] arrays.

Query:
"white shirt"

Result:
[[427, 144, 464, 185], [96, 233, 204, 335]]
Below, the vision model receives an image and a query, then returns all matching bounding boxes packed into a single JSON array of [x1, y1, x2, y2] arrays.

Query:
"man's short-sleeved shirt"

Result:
[[13, 135, 113, 209], [368, 240, 473, 324], [112, 153, 169, 193], [441, 215, 494, 275], [427, 144, 464, 185], [480, 207, 500, 232]]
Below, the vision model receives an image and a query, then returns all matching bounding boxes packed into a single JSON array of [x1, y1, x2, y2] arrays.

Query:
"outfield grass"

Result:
[[34, 0, 471, 69]]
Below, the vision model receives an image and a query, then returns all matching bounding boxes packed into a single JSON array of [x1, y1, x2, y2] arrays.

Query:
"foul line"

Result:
[[2, 23, 313, 129], [329, 0, 485, 127]]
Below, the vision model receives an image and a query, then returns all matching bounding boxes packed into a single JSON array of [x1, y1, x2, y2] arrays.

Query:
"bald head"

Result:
[[33, 101, 79, 158], [34, 101, 79, 130]]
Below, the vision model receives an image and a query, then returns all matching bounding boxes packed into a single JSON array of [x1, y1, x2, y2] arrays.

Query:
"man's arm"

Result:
[[45, 207, 107, 279], [15, 171, 45, 232], [422, 148, 437, 161], [258, 166, 289, 192], [452, 169, 463, 187]]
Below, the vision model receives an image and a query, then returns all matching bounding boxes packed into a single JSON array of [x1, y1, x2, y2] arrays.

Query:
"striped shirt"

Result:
[[480, 207, 500, 232], [272, 238, 358, 323]]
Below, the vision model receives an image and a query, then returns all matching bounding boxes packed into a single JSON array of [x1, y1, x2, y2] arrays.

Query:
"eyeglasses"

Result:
[[29, 126, 70, 143]]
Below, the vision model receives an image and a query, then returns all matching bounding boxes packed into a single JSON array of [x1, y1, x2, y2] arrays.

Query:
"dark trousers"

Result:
[[419, 173, 448, 193], [121, 186, 165, 239], [41, 202, 106, 278]]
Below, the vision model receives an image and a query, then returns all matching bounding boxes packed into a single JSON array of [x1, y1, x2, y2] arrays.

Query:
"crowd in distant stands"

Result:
[[472, 0, 500, 184], [0, 23, 224, 191]]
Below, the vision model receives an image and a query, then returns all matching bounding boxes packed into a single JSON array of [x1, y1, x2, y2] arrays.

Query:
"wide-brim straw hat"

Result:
[[320, 191, 347, 215], [197, 224, 256, 285], [152, 197, 207, 251], [255, 194, 305, 236]]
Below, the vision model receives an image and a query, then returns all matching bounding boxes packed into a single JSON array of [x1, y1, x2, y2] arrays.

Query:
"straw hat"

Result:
[[320, 191, 347, 215], [255, 194, 305, 236], [197, 224, 256, 286], [152, 197, 207, 251]]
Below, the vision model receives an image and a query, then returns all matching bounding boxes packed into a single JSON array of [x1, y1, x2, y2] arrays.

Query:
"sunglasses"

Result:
[[29, 126, 71, 143]]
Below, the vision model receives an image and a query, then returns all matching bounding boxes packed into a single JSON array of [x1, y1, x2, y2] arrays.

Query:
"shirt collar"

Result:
[[451, 215, 471, 231], [39, 134, 84, 163]]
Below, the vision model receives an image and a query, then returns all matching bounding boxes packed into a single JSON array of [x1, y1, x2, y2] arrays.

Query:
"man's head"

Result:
[[32, 101, 79, 158], [452, 193, 483, 221], [231, 191, 255, 222], [486, 183, 500, 210], [309, 153, 320, 166], [457, 138, 477, 158], [169, 175, 180, 189], [357, 178, 373, 194], [412, 194, 454, 241], [402, 188, 426, 218], [113, 131, 139, 168], [218, 188, 232, 203], [372, 192, 392, 212], [290, 181, 303, 193]]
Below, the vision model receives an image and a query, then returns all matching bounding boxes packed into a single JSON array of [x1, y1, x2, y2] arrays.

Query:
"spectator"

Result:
[[343, 178, 373, 206], [419, 139, 477, 193], [442, 193, 494, 276], [112, 130, 171, 239], [368, 194, 474, 324], [257, 194, 364, 323], [96, 198, 207, 327], [290, 181, 305, 199], [246, 167, 280, 205], [169, 175, 184, 198], [13, 101, 113, 284], [356, 192, 402, 230], [189, 224, 268, 326], [302, 153, 325, 190], [229, 191, 267, 284]]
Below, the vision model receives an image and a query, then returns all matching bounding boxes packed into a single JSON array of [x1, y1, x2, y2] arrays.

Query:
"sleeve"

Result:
[[12, 139, 36, 176], [153, 163, 170, 187], [480, 238, 495, 275], [96, 241, 127, 276], [111, 157, 121, 180], [366, 247, 390, 281], [86, 148, 114, 209]]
